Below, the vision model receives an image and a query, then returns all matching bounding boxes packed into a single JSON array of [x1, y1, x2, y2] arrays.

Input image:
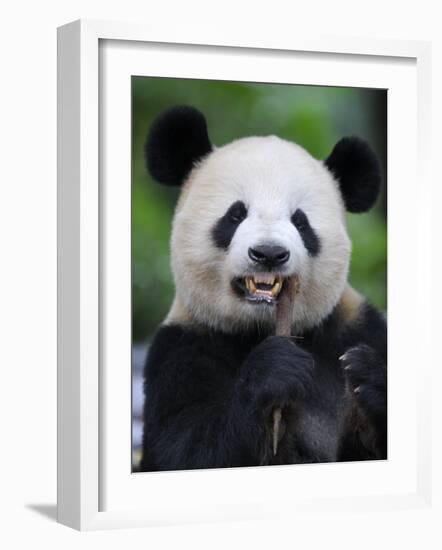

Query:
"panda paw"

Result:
[[241, 335, 315, 413], [340, 344, 387, 433]]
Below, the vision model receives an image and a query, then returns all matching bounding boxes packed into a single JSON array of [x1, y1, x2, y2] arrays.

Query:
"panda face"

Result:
[[168, 136, 352, 332]]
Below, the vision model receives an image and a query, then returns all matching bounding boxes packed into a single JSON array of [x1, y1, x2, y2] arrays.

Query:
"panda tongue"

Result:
[[256, 282, 273, 290]]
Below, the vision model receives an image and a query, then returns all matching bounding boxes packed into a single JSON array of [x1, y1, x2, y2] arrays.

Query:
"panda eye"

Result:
[[212, 200, 248, 250], [291, 209, 308, 230], [228, 201, 247, 223], [291, 208, 321, 257], [230, 213, 244, 223]]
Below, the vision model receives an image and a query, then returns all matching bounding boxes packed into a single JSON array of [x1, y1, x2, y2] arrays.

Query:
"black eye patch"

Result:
[[212, 201, 248, 250], [291, 209, 321, 257]]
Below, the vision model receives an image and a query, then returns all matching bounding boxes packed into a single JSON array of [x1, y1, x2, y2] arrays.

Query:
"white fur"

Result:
[[166, 136, 351, 333]]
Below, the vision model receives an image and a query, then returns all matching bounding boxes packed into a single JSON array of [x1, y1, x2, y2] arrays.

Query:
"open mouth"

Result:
[[232, 274, 285, 305]]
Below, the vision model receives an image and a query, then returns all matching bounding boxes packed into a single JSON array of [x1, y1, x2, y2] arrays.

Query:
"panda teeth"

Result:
[[271, 279, 282, 297], [245, 277, 257, 294], [245, 275, 283, 298], [254, 274, 276, 285]]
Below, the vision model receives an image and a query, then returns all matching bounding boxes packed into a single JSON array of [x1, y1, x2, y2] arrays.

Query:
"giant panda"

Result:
[[139, 105, 387, 472]]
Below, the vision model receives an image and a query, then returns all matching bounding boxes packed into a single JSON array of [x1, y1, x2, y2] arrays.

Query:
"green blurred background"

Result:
[[132, 77, 387, 343]]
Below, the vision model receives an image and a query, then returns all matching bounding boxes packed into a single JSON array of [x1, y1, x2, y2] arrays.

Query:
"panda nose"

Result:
[[248, 245, 290, 268]]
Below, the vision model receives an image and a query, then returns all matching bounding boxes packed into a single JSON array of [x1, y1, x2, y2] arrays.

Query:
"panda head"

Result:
[[145, 106, 382, 332]]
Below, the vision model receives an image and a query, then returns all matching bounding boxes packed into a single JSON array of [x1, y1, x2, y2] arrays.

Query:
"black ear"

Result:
[[145, 105, 212, 186], [325, 136, 382, 213]]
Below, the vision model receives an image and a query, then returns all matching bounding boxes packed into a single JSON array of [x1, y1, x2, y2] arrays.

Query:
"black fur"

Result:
[[325, 136, 382, 213], [291, 209, 321, 256], [145, 106, 212, 186], [337, 345, 387, 460], [212, 201, 248, 250], [140, 302, 387, 471]]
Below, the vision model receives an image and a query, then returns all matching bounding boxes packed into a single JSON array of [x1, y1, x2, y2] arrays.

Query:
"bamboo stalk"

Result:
[[272, 276, 299, 455]]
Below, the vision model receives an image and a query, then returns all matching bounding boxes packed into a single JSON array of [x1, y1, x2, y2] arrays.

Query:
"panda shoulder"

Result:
[[338, 285, 365, 324], [337, 285, 387, 360]]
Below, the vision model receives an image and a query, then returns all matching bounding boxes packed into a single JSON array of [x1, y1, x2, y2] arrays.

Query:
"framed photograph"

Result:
[[57, 19, 432, 530]]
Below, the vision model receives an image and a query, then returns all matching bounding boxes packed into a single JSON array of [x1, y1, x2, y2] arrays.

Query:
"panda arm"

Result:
[[140, 324, 264, 471], [140, 325, 313, 471], [337, 305, 387, 460]]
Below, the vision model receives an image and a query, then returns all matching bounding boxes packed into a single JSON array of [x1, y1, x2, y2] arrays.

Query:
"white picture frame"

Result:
[[57, 19, 432, 531]]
